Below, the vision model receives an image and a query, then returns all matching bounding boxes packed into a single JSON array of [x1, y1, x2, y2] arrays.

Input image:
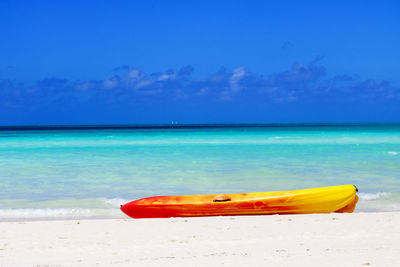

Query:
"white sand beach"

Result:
[[1, 212, 400, 266]]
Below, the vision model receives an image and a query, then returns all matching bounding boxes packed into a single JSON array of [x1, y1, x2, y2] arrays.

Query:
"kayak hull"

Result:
[[120, 185, 358, 219]]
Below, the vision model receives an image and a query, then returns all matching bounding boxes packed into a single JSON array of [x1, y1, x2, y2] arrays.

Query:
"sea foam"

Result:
[[102, 198, 130, 207], [0, 208, 92, 218], [358, 192, 389, 200], [0, 207, 123, 220], [0, 198, 131, 220]]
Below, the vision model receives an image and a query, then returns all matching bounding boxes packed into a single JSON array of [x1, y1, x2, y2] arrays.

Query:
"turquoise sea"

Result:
[[0, 124, 400, 220]]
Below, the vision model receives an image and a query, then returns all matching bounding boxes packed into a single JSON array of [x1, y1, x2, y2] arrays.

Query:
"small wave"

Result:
[[358, 192, 389, 200], [102, 198, 130, 207], [3, 135, 400, 148], [268, 136, 287, 140], [0, 207, 124, 220], [0, 197, 132, 220], [388, 151, 399, 155], [0, 208, 92, 218]]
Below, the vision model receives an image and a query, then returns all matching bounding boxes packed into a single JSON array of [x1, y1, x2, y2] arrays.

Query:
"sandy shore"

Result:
[[1, 212, 400, 266]]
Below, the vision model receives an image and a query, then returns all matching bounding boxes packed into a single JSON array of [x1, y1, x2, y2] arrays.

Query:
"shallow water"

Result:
[[1, 124, 399, 220]]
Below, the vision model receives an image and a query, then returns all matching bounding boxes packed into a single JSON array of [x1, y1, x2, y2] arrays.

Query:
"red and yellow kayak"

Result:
[[120, 184, 358, 219]]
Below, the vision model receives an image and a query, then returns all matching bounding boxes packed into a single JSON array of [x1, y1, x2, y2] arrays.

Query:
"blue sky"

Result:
[[0, 0, 399, 124]]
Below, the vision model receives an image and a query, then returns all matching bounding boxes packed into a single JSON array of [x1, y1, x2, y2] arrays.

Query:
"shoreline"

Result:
[[0, 209, 397, 223], [1, 212, 400, 266]]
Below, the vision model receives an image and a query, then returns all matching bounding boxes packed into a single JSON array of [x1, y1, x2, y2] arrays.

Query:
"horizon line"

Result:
[[1, 122, 400, 131]]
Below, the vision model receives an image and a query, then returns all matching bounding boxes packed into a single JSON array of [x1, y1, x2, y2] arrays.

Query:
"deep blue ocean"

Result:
[[1, 124, 399, 220]]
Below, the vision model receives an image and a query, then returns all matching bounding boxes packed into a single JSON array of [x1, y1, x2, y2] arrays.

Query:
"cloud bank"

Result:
[[0, 58, 399, 124]]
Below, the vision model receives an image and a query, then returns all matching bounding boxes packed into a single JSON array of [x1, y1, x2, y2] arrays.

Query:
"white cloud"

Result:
[[135, 79, 153, 89], [157, 73, 176, 81], [229, 67, 246, 92], [103, 77, 119, 89], [127, 69, 142, 80]]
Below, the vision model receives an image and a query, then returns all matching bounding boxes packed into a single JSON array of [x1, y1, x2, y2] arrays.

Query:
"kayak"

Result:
[[120, 184, 358, 219]]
